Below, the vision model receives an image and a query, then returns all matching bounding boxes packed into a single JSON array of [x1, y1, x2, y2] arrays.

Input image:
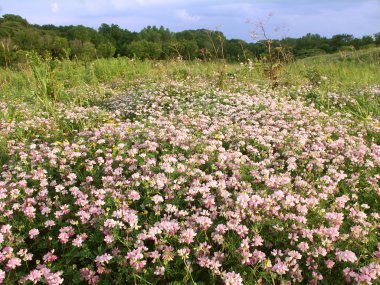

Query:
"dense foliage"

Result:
[[0, 14, 379, 66]]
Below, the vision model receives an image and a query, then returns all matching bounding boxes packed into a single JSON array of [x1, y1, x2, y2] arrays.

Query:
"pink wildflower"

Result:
[[72, 234, 88, 247], [67, 173, 77, 181], [24, 206, 36, 219], [80, 268, 99, 285], [6, 257, 21, 269], [336, 250, 358, 263], [177, 248, 190, 259], [325, 259, 335, 269], [27, 269, 43, 284], [58, 232, 70, 244], [152, 195, 164, 204], [154, 266, 165, 276], [179, 228, 197, 244], [0, 269, 5, 283], [43, 270, 64, 285], [222, 271, 243, 285], [298, 242, 309, 252], [29, 228, 39, 239], [45, 220, 56, 227], [43, 251, 58, 263], [196, 216, 213, 230], [272, 260, 289, 275], [128, 190, 141, 201], [126, 248, 146, 270], [95, 253, 112, 265], [0, 225, 12, 234], [104, 235, 114, 244]]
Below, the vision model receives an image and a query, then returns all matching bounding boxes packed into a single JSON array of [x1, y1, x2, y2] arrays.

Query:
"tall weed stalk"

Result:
[[251, 15, 293, 88], [26, 52, 62, 114]]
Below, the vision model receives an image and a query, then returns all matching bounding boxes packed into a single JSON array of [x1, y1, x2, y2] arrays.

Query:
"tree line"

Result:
[[1, 14, 379, 66]]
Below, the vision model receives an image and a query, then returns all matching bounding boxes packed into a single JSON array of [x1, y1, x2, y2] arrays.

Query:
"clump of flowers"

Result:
[[0, 78, 379, 284]]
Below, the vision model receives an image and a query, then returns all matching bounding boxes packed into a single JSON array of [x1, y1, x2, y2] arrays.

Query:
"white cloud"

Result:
[[51, 2, 59, 13], [176, 9, 200, 21]]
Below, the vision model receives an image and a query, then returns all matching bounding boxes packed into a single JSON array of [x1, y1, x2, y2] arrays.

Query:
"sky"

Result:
[[0, 0, 379, 41]]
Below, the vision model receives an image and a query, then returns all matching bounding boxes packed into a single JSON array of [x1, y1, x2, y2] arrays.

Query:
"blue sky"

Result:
[[0, 0, 379, 41]]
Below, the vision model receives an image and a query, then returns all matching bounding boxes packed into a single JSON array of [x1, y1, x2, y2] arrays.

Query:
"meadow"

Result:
[[0, 48, 379, 284]]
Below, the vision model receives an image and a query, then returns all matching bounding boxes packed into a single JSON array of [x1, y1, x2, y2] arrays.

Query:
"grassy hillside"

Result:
[[282, 47, 380, 89]]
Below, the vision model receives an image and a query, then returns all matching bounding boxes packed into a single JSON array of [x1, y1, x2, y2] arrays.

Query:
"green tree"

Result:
[[374, 33, 380, 45], [330, 34, 354, 51], [170, 39, 199, 60], [67, 25, 94, 42], [225, 39, 251, 61], [98, 24, 135, 56], [69, 40, 96, 60], [293, 33, 329, 56], [0, 14, 28, 27], [360, 35, 375, 49], [125, 39, 162, 59], [96, 42, 116, 58], [50, 36, 69, 58]]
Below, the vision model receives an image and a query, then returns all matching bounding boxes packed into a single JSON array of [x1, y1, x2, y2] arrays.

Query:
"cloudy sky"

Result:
[[0, 0, 379, 41]]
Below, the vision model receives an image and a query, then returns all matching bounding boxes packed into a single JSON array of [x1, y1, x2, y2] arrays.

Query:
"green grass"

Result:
[[0, 48, 379, 126], [304, 47, 380, 63], [282, 47, 380, 90], [276, 47, 380, 126], [0, 56, 244, 107]]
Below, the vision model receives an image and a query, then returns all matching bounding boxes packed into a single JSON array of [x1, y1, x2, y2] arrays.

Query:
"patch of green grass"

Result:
[[282, 47, 380, 91], [278, 48, 380, 126]]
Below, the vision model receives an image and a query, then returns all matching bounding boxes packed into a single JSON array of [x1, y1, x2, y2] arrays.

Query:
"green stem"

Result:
[[133, 273, 153, 285]]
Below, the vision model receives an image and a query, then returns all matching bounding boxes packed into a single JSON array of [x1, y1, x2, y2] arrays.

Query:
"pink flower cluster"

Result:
[[0, 79, 379, 284]]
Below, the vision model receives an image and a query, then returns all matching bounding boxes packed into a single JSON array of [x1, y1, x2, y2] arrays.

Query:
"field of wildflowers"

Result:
[[0, 57, 380, 284]]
